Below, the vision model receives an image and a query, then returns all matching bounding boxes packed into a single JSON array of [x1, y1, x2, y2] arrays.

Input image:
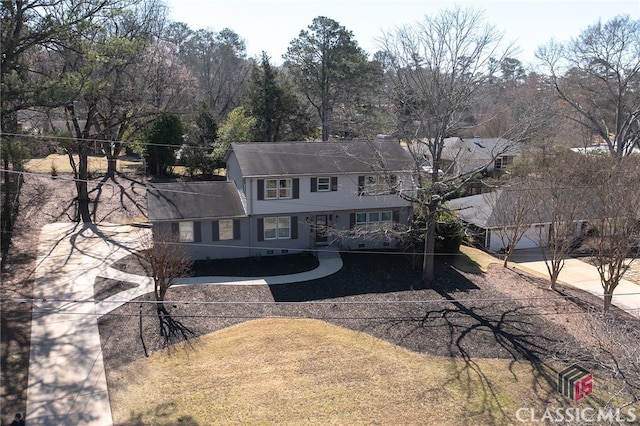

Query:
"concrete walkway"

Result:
[[27, 223, 149, 425], [509, 249, 640, 318], [27, 223, 343, 425]]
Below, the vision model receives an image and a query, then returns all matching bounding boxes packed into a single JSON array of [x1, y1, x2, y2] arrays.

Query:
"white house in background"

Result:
[[147, 138, 415, 260], [448, 190, 549, 252]]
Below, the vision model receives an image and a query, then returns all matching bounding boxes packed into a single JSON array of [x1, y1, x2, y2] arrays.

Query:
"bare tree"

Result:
[[142, 232, 193, 314], [482, 183, 537, 267], [379, 7, 516, 282], [583, 155, 640, 312], [532, 150, 591, 290], [536, 15, 640, 158]]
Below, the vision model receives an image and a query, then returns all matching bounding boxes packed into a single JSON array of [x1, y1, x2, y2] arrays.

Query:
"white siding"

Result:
[[488, 225, 548, 252], [249, 174, 412, 216], [225, 152, 244, 191]]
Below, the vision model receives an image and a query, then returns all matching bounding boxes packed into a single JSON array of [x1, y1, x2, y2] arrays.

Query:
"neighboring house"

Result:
[[441, 137, 521, 176], [147, 138, 415, 260], [407, 137, 520, 176], [447, 189, 580, 252]]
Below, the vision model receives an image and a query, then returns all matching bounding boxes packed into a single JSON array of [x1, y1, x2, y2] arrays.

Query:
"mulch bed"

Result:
[[98, 251, 621, 372]]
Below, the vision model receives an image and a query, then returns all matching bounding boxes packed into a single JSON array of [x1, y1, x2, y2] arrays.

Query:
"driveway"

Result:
[[27, 223, 148, 425], [509, 249, 640, 317], [26, 222, 343, 425]]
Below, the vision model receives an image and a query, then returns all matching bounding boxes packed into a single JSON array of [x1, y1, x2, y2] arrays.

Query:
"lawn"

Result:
[[24, 154, 143, 174], [108, 318, 613, 426], [101, 250, 640, 425]]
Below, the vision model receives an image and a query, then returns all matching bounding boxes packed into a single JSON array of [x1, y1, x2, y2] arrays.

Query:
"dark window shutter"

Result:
[[389, 175, 398, 193], [257, 179, 264, 200], [358, 176, 365, 195], [257, 218, 264, 241], [350, 213, 356, 229], [212, 220, 219, 241], [171, 222, 179, 236], [393, 210, 400, 223], [194, 221, 201, 242], [311, 177, 317, 192], [233, 219, 241, 240], [292, 178, 299, 199], [331, 176, 338, 191], [291, 216, 298, 239]]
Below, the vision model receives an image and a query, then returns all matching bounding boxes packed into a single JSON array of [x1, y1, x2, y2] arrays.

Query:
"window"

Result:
[[179, 221, 194, 242], [265, 178, 292, 199], [359, 175, 398, 195], [311, 176, 337, 192], [264, 216, 291, 240], [278, 216, 291, 238], [317, 177, 331, 191], [354, 211, 393, 230], [364, 175, 380, 195], [219, 219, 233, 240], [495, 155, 514, 170]]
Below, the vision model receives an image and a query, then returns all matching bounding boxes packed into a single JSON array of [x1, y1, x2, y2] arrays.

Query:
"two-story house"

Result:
[[147, 139, 415, 260]]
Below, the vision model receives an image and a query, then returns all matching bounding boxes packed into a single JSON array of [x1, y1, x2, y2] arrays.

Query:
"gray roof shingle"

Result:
[[147, 181, 246, 221], [228, 140, 415, 177]]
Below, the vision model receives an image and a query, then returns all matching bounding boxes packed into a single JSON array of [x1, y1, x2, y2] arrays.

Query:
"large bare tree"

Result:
[[30, 0, 170, 221], [532, 149, 590, 290], [536, 15, 640, 157], [583, 155, 640, 312], [379, 7, 514, 282]]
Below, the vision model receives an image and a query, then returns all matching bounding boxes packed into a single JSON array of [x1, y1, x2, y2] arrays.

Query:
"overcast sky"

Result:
[[165, 0, 639, 68]]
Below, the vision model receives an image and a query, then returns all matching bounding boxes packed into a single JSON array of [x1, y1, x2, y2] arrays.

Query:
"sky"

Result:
[[165, 0, 640, 68]]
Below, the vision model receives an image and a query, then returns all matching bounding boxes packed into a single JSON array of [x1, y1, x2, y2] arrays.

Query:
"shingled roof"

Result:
[[227, 140, 415, 177], [147, 181, 246, 221]]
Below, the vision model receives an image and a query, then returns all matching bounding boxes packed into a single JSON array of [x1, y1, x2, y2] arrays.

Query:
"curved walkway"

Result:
[[27, 222, 342, 425]]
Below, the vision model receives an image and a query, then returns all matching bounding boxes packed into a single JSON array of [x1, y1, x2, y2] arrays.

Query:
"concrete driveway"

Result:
[[26, 222, 343, 425], [27, 223, 149, 425], [509, 249, 640, 317]]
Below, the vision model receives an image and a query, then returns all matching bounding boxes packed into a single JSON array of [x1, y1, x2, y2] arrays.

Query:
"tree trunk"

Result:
[[549, 270, 559, 290], [76, 143, 92, 223], [422, 203, 437, 283], [603, 293, 612, 313], [106, 157, 117, 177]]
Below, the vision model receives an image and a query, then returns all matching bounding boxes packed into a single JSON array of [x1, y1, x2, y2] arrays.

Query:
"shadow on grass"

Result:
[[123, 401, 200, 426]]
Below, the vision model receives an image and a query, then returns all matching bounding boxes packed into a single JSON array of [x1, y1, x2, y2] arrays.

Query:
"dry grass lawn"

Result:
[[25, 154, 143, 174], [107, 317, 591, 426], [454, 245, 499, 273]]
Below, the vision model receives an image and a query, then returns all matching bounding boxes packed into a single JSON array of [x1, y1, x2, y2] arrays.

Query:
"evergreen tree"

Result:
[[284, 16, 374, 141], [145, 115, 184, 176], [245, 52, 316, 141]]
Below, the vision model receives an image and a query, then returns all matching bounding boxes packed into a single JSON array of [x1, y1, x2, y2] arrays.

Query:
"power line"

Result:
[[4, 291, 640, 307]]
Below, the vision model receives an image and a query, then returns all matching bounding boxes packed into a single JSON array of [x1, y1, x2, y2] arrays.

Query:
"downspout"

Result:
[[248, 178, 253, 256]]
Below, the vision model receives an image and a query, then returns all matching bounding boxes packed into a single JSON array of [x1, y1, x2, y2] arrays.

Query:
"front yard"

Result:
[[99, 250, 640, 423]]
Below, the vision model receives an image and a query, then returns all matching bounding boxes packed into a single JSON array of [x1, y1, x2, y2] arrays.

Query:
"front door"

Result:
[[315, 215, 328, 244]]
